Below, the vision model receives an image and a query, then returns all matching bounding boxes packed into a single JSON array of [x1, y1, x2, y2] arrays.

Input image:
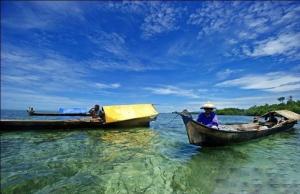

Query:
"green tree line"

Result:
[[216, 97, 300, 116]]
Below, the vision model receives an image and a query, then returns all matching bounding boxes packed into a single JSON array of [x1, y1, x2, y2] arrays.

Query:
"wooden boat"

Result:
[[0, 117, 156, 131], [28, 112, 91, 116], [177, 110, 299, 147], [1, 104, 158, 131], [27, 108, 90, 116]]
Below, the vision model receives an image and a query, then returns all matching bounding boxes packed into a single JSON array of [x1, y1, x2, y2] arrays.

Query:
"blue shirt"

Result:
[[197, 112, 219, 127]]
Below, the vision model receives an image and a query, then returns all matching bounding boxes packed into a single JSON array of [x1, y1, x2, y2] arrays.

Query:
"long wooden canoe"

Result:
[[177, 110, 299, 147], [1, 104, 159, 131], [0, 117, 155, 131], [28, 112, 91, 116]]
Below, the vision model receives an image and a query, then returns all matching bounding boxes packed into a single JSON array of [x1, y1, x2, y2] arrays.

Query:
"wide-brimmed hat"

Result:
[[201, 102, 216, 109]]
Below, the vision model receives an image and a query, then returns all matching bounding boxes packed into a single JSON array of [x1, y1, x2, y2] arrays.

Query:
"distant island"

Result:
[[217, 96, 300, 116], [190, 96, 300, 116]]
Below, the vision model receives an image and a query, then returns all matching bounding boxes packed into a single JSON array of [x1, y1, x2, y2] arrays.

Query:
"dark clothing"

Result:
[[268, 116, 278, 124], [197, 112, 219, 127]]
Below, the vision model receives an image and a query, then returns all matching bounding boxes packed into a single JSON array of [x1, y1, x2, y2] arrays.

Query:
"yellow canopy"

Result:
[[103, 104, 158, 123]]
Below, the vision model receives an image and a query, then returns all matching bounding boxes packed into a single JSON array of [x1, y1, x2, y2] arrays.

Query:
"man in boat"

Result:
[[27, 107, 35, 114], [89, 104, 104, 121], [197, 102, 219, 129], [264, 112, 278, 126]]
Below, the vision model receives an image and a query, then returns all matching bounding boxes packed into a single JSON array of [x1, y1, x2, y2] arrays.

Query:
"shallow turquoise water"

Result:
[[1, 110, 300, 193]]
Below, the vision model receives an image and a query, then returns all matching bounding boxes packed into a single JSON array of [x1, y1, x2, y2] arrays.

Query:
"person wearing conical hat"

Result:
[[197, 102, 219, 129]]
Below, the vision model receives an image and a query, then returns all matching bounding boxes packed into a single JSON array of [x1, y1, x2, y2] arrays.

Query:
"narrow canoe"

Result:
[[0, 116, 155, 131], [1, 104, 159, 131], [177, 110, 299, 147], [28, 112, 91, 116]]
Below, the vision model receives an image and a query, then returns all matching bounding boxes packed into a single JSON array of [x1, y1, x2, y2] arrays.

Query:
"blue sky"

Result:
[[1, 1, 300, 112]]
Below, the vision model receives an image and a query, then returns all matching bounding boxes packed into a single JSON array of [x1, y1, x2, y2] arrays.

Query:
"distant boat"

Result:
[[27, 107, 90, 116], [1, 104, 158, 130], [28, 112, 91, 116], [177, 110, 299, 147]]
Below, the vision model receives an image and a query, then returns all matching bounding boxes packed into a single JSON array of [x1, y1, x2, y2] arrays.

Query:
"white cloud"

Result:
[[245, 33, 300, 57], [2, 1, 85, 30], [144, 85, 200, 98], [216, 68, 243, 80], [87, 30, 172, 72], [87, 31, 127, 58], [140, 3, 183, 39], [167, 38, 198, 57], [1, 45, 96, 94], [188, 1, 231, 38], [187, 1, 300, 43], [95, 83, 121, 89], [216, 72, 300, 92], [103, 1, 148, 15], [89, 59, 162, 72]]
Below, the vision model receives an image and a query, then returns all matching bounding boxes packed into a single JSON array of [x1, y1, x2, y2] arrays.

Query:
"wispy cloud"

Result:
[[188, 1, 232, 38], [103, 1, 148, 15], [167, 38, 198, 57], [87, 30, 172, 72], [88, 59, 162, 72], [95, 83, 121, 89], [1, 45, 119, 96], [2, 1, 85, 30], [242, 33, 300, 57], [87, 31, 127, 58], [216, 68, 243, 80], [140, 3, 184, 39], [188, 1, 300, 40], [144, 85, 200, 98], [216, 72, 300, 92]]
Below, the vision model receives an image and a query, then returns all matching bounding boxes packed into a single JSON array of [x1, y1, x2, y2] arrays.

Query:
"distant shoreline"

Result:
[[188, 100, 300, 116]]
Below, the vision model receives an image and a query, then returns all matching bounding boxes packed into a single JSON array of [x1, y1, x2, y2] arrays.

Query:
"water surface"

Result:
[[1, 110, 300, 193]]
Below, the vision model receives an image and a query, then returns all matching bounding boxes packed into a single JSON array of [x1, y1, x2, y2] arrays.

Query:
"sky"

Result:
[[1, 1, 300, 112]]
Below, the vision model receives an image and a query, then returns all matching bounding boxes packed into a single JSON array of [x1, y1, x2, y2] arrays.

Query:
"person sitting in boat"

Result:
[[89, 104, 104, 120], [265, 112, 278, 126], [27, 107, 35, 114], [197, 102, 219, 129]]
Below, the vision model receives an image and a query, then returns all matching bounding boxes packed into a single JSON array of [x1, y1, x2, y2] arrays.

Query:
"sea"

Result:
[[1, 110, 300, 194]]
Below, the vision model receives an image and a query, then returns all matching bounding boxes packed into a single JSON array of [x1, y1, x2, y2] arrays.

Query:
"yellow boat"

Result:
[[1, 104, 159, 130]]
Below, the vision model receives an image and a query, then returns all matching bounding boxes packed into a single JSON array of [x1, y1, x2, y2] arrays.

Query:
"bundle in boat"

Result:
[[177, 110, 299, 147], [1, 104, 158, 130]]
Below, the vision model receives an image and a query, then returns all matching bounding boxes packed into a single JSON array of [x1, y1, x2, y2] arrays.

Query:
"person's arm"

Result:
[[211, 114, 219, 126], [88, 108, 94, 114]]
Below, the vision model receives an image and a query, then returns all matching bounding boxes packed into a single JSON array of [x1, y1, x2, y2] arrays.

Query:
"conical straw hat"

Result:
[[201, 102, 216, 109]]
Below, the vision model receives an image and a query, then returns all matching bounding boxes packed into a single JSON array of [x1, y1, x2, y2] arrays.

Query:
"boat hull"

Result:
[[0, 117, 155, 131], [180, 114, 296, 147]]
